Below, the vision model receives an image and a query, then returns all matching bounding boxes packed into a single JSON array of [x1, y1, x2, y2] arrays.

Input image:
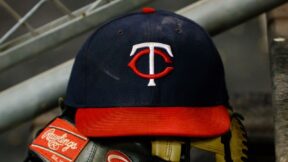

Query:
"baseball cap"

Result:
[[65, 8, 231, 138]]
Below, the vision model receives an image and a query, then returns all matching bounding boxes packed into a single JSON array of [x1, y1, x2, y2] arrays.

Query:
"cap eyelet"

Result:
[[117, 29, 124, 36], [175, 23, 182, 34], [175, 28, 182, 34]]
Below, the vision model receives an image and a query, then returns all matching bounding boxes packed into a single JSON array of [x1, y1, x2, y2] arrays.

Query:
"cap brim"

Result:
[[75, 105, 230, 138]]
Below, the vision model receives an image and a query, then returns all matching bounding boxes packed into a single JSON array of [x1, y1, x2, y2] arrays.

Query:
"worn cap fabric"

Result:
[[65, 8, 230, 137]]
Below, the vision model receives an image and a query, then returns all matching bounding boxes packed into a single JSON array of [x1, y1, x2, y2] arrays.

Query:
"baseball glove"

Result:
[[25, 112, 248, 162]]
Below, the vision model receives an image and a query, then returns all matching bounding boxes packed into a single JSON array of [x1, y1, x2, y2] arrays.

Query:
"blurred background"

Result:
[[0, 0, 287, 161]]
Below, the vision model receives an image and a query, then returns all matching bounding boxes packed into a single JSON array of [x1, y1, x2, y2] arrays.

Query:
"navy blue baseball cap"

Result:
[[65, 8, 230, 137]]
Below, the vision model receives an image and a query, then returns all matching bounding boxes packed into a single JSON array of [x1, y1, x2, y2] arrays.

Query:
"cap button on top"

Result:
[[142, 7, 156, 14]]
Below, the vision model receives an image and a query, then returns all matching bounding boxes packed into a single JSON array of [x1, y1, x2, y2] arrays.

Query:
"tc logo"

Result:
[[128, 42, 174, 86]]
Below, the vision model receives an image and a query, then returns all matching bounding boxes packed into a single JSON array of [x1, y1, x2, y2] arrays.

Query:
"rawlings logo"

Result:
[[41, 128, 78, 152], [128, 42, 174, 87], [30, 118, 88, 162]]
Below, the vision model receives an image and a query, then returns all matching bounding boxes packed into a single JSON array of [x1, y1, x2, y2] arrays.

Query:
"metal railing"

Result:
[[0, 0, 153, 72], [0, 0, 104, 45]]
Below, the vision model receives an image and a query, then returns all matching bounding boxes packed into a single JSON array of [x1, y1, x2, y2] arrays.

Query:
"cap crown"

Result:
[[65, 10, 229, 108]]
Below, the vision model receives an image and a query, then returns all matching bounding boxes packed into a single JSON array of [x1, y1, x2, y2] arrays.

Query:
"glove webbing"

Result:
[[152, 113, 248, 162]]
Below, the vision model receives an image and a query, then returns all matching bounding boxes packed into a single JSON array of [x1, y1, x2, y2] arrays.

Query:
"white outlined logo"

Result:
[[106, 150, 131, 162], [128, 42, 174, 86]]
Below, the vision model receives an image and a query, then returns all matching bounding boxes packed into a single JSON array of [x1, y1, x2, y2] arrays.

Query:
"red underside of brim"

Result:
[[75, 105, 230, 138]]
